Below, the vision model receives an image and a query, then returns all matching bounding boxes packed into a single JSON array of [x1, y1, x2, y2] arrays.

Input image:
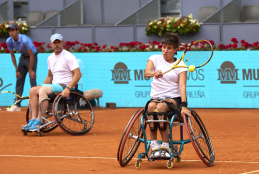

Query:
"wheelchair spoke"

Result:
[[119, 108, 145, 167], [52, 92, 94, 135], [184, 110, 215, 166]]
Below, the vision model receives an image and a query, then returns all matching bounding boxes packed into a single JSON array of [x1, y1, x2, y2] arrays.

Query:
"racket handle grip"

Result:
[[162, 69, 172, 75]]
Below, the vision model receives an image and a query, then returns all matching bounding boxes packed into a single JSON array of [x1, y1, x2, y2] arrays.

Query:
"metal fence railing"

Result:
[[36, 0, 83, 27], [0, 1, 9, 23], [202, 0, 243, 23], [115, 0, 160, 26]]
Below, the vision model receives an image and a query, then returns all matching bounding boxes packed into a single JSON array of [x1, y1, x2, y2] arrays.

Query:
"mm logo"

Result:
[[217, 61, 239, 84], [111, 62, 131, 84]]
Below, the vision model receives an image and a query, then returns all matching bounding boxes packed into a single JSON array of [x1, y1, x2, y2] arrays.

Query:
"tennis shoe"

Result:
[[22, 119, 35, 130], [148, 142, 161, 161], [148, 148, 161, 161], [28, 118, 41, 131], [7, 106, 21, 112], [160, 145, 170, 160]]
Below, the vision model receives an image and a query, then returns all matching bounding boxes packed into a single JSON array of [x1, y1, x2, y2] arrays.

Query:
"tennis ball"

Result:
[[189, 65, 195, 72]]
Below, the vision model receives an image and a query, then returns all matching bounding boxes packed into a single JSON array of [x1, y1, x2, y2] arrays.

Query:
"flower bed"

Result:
[[0, 38, 258, 53], [0, 22, 29, 36], [145, 14, 200, 36]]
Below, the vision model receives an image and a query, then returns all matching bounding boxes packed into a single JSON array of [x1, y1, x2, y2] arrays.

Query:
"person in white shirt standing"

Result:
[[144, 32, 191, 161], [23, 33, 82, 131]]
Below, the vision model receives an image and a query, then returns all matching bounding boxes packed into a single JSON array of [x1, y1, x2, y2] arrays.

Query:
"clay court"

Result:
[[0, 107, 259, 174]]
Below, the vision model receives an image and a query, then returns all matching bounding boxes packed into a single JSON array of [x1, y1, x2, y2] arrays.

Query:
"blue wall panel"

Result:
[[1, 51, 259, 108]]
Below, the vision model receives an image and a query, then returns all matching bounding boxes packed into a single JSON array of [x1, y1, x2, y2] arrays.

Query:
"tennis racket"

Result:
[[163, 40, 213, 74], [0, 91, 29, 110]]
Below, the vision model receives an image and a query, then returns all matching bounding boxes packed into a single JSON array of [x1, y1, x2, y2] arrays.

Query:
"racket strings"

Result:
[[184, 43, 212, 67]]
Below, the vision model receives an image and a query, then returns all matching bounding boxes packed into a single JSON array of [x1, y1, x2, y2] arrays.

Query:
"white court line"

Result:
[[240, 170, 259, 174], [0, 155, 259, 164]]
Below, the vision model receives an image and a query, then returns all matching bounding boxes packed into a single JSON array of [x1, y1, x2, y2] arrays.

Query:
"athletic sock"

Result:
[[150, 140, 160, 150]]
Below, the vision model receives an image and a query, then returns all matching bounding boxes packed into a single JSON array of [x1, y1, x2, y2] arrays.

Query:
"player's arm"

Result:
[[62, 68, 81, 98], [9, 50, 18, 70], [9, 50, 22, 78], [179, 71, 187, 103], [179, 71, 191, 116], [27, 49, 36, 79], [43, 70, 53, 84], [144, 60, 155, 78], [66, 68, 82, 89], [145, 60, 163, 79]]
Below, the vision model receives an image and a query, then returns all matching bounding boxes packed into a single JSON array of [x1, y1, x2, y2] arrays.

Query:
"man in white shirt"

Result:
[[23, 33, 82, 131]]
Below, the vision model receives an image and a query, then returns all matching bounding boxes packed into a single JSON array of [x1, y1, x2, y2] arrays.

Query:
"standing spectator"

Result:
[[6, 23, 38, 111]]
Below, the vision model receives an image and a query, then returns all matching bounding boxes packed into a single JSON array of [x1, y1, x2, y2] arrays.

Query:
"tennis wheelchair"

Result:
[[22, 85, 95, 136], [117, 100, 215, 169]]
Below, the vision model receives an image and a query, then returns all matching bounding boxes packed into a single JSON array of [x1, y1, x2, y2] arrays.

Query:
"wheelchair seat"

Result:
[[143, 99, 183, 123]]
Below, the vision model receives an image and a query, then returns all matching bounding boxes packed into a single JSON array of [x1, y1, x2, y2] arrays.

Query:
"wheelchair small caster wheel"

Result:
[[23, 131, 28, 136], [166, 161, 173, 169], [135, 161, 141, 169], [82, 125, 87, 131], [38, 131, 43, 137], [175, 157, 181, 163]]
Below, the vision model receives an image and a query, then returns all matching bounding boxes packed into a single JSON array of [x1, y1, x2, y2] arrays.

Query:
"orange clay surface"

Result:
[[0, 107, 259, 174]]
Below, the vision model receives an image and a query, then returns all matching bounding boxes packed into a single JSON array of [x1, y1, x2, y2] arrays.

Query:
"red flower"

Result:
[[179, 47, 185, 51], [151, 40, 160, 45], [225, 44, 230, 49], [253, 42, 259, 47], [232, 43, 238, 49], [0, 42, 7, 48], [240, 39, 245, 44], [209, 40, 215, 45], [46, 43, 51, 48], [231, 38, 239, 43], [218, 44, 225, 50]]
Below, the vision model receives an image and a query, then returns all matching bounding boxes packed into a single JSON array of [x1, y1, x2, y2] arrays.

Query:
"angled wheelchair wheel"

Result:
[[26, 105, 58, 133], [52, 91, 94, 135], [118, 108, 146, 167], [117, 108, 144, 161], [184, 109, 215, 166]]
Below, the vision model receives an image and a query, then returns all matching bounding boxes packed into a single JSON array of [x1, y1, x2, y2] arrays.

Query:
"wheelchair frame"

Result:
[[22, 90, 95, 136], [117, 107, 215, 169]]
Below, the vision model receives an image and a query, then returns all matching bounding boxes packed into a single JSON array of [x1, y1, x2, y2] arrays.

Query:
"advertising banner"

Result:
[[0, 51, 258, 108]]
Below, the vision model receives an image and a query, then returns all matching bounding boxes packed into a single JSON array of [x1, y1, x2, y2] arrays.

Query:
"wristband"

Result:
[[181, 101, 187, 107], [66, 86, 71, 90]]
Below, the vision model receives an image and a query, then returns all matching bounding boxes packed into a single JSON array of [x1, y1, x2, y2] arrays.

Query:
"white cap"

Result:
[[50, 33, 63, 42]]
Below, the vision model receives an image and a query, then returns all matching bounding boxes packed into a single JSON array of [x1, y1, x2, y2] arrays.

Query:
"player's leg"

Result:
[[28, 54, 38, 87], [147, 101, 160, 160], [156, 102, 170, 159], [159, 98, 180, 159], [28, 84, 62, 131], [15, 57, 27, 106], [38, 86, 52, 118], [22, 85, 42, 130], [8, 57, 26, 111]]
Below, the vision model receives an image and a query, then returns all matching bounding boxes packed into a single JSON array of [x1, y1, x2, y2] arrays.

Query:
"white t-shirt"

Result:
[[47, 49, 79, 86], [148, 54, 187, 99]]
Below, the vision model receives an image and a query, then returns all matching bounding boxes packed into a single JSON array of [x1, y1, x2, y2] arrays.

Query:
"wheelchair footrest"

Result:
[[138, 153, 146, 159]]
